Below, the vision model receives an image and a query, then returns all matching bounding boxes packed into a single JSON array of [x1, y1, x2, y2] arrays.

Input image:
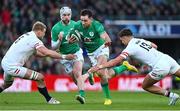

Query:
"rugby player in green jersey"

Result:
[[51, 7, 92, 104], [68, 9, 138, 105]]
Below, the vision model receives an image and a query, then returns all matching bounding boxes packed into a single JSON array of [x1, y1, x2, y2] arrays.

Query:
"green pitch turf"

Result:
[[0, 91, 180, 110]]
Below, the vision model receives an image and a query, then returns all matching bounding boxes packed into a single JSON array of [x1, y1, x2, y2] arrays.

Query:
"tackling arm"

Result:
[[88, 54, 125, 73], [99, 55, 124, 69], [36, 46, 76, 60], [37, 46, 62, 59], [35, 50, 46, 57]]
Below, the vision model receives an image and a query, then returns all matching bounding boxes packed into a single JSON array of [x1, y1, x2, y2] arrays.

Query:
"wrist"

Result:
[[98, 65, 103, 69], [61, 55, 66, 59]]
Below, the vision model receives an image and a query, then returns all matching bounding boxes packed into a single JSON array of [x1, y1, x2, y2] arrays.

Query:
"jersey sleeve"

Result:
[[120, 45, 134, 59], [51, 27, 59, 41], [95, 21, 106, 35], [142, 39, 152, 45], [32, 38, 44, 49]]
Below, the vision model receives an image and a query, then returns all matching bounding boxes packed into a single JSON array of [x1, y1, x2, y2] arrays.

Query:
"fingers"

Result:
[[104, 42, 112, 47], [65, 54, 77, 60], [68, 36, 77, 43], [58, 32, 64, 41]]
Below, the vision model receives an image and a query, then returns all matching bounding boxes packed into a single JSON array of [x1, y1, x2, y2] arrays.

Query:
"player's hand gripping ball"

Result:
[[68, 29, 81, 43]]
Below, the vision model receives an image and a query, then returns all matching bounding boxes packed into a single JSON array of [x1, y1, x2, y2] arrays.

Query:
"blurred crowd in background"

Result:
[[0, 0, 180, 77]]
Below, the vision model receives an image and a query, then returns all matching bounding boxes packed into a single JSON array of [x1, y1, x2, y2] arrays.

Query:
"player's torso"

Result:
[[76, 20, 104, 53], [3, 32, 37, 66], [128, 38, 163, 67], [53, 20, 80, 54]]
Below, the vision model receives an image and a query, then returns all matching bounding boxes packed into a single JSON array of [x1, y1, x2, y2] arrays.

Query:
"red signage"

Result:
[[0, 75, 172, 92]]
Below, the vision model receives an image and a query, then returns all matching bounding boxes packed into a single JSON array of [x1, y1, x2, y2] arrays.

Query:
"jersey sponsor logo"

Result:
[[89, 32, 94, 37]]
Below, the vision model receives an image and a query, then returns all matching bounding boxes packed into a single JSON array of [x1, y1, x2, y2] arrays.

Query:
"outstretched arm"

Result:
[[36, 46, 76, 60], [88, 55, 125, 73]]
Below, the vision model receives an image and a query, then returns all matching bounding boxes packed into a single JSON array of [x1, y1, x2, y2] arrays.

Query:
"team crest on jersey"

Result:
[[89, 32, 94, 37]]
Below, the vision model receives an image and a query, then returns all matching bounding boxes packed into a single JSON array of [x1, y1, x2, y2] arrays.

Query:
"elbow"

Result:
[[51, 40, 59, 50], [40, 50, 49, 56]]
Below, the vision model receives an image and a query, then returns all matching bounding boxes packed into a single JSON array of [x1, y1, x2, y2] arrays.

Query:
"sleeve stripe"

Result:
[[34, 43, 44, 49]]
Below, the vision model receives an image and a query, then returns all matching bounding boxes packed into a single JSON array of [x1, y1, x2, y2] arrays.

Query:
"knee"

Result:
[[72, 70, 81, 79], [142, 83, 148, 91]]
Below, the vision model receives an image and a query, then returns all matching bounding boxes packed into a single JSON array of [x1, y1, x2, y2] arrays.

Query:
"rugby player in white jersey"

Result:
[[89, 28, 180, 105], [0, 21, 76, 104]]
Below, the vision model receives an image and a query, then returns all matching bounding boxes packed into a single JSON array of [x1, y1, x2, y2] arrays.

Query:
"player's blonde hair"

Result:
[[32, 21, 47, 31]]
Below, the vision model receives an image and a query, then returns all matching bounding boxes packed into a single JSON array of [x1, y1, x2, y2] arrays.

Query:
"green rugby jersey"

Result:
[[51, 20, 80, 54], [73, 20, 105, 53]]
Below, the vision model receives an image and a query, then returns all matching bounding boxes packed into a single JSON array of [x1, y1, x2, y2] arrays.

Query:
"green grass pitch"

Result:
[[0, 91, 180, 110]]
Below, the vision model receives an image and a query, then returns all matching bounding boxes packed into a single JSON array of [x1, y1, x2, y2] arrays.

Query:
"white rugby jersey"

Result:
[[2, 31, 44, 66], [120, 38, 164, 67]]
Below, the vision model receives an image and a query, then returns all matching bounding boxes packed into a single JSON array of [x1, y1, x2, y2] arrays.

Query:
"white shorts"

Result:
[[1, 60, 27, 82], [149, 54, 180, 80], [88, 44, 109, 66], [60, 48, 84, 73]]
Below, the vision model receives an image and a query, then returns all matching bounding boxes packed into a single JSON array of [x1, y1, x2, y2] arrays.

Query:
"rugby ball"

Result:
[[69, 29, 81, 41]]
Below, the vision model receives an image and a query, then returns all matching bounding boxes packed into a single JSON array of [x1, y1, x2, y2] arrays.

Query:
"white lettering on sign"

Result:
[[118, 76, 171, 91], [54, 79, 70, 92], [139, 24, 171, 36], [0, 78, 31, 92]]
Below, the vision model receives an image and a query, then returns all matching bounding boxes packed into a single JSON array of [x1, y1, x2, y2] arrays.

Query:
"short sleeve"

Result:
[[120, 45, 134, 59], [32, 38, 44, 49], [95, 21, 105, 35], [51, 27, 59, 41]]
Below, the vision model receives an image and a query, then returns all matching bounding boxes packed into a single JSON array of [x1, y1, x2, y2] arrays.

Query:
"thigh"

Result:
[[5, 66, 27, 78], [143, 74, 159, 88], [88, 46, 110, 66], [73, 48, 84, 62], [149, 57, 171, 80], [96, 46, 109, 59], [60, 60, 73, 74], [167, 55, 180, 74], [73, 61, 83, 72]]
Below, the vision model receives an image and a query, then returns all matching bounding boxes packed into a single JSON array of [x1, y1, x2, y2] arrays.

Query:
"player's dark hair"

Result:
[[32, 21, 47, 31], [80, 9, 93, 18], [118, 28, 133, 38]]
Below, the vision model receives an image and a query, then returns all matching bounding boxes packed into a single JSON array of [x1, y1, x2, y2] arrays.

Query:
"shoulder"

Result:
[[71, 20, 76, 24], [75, 20, 81, 25], [52, 22, 61, 31], [73, 20, 81, 28], [93, 20, 104, 30], [93, 20, 103, 26]]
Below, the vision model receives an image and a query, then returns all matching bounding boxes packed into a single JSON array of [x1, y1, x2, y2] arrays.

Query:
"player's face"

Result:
[[39, 29, 46, 39], [61, 13, 71, 24], [80, 15, 92, 28], [119, 36, 128, 45]]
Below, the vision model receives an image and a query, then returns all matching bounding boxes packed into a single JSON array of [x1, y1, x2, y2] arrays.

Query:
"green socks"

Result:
[[113, 65, 127, 75], [79, 90, 85, 97], [101, 83, 111, 99]]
